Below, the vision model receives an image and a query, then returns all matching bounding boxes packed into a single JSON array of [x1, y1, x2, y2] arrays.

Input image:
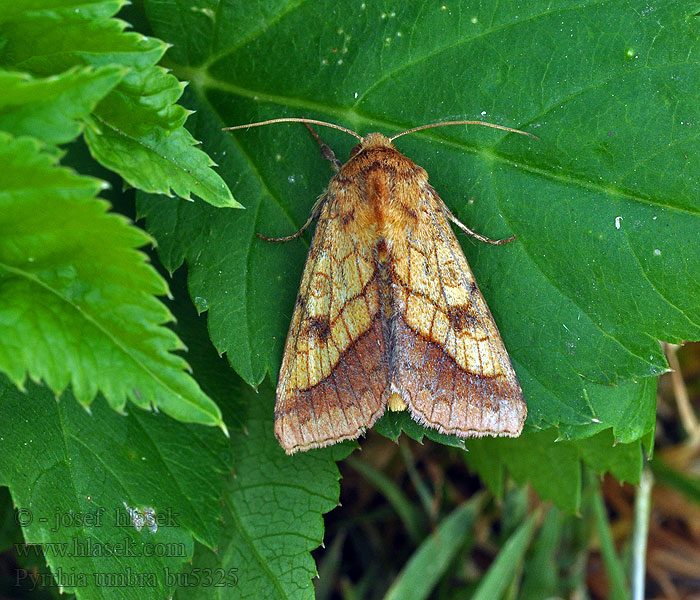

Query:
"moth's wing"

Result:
[[274, 191, 389, 454], [390, 185, 526, 437]]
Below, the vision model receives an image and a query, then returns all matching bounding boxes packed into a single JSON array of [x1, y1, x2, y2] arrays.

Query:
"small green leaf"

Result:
[[384, 496, 482, 600], [472, 511, 539, 600], [0, 0, 236, 208], [465, 428, 642, 513], [0, 0, 164, 75], [85, 66, 239, 208], [0, 67, 124, 146], [0, 133, 223, 427], [0, 0, 127, 28], [374, 409, 466, 449]]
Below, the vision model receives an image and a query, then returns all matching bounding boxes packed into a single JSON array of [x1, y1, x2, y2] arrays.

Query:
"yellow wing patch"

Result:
[[278, 202, 373, 393]]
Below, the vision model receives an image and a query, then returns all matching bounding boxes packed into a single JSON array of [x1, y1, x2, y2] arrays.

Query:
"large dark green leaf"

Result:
[[138, 0, 700, 449]]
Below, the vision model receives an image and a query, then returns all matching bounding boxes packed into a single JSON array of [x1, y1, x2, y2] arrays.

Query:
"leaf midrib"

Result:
[[175, 64, 700, 219]]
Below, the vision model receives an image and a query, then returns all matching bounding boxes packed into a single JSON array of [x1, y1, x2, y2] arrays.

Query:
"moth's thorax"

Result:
[[329, 135, 430, 238]]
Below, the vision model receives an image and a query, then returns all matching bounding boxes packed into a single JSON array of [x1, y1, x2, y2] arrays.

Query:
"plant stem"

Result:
[[631, 466, 653, 600]]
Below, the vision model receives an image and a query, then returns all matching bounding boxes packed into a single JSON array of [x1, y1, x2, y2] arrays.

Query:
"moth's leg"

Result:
[[257, 192, 327, 242], [442, 200, 516, 245], [304, 122, 342, 172]]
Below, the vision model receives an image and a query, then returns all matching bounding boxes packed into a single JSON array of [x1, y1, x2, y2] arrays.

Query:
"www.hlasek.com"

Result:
[[15, 537, 187, 559], [15, 566, 239, 591]]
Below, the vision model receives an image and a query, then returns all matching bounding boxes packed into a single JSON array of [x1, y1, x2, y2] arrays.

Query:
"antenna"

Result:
[[223, 118, 362, 140], [223, 118, 538, 143], [390, 120, 538, 141]]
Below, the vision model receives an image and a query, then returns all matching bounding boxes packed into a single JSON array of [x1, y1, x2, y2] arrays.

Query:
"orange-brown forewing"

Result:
[[388, 183, 526, 437], [273, 171, 390, 453]]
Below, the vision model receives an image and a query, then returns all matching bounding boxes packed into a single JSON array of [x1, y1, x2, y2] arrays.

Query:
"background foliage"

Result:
[[1, 0, 700, 598]]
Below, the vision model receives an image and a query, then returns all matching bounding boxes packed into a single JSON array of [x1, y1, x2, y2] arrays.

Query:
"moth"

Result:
[[224, 118, 534, 454]]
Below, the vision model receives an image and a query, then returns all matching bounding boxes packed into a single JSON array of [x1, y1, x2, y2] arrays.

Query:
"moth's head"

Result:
[[349, 132, 394, 158]]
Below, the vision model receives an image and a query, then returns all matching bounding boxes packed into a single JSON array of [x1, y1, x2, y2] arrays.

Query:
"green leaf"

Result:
[[519, 508, 564, 600], [0, 0, 163, 74], [465, 428, 642, 513], [178, 380, 352, 600], [472, 510, 539, 600], [85, 65, 240, 207], [374, 409, 466, 450], [555, 377, 657, 445], [137, 0, 700, 455], [0, 0, 124, 24], [0, 67, 124, 146], [0, 133, 223, 427], [0, 376, 231, 600], [0, 0, 236, 208], [383, 496, 482, 600], [590, 474, 628, 600]]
